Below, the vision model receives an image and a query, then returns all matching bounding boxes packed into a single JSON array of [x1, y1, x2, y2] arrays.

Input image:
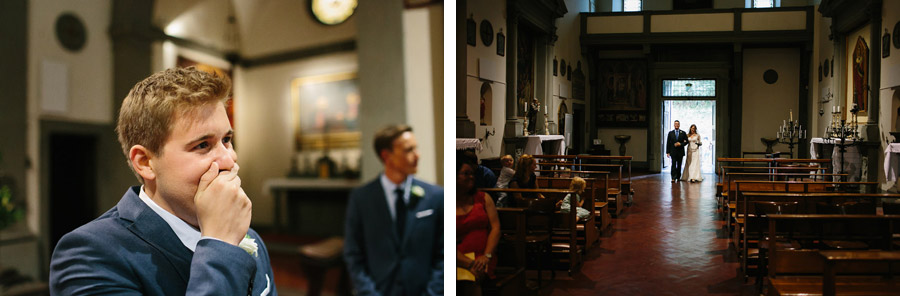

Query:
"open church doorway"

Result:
[[661, 100, 716, 175]]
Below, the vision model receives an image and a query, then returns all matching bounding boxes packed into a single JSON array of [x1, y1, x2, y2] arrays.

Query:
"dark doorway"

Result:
[[49, 133, 98, 250], [573, 103, 585, 155]]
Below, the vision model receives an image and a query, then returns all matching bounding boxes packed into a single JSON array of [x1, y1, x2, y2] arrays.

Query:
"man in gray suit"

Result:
[[343, 125, 443, 295], [50, 67, 275, 295]]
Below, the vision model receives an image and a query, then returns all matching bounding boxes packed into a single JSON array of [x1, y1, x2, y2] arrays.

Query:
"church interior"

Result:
[[0, 0, 443, 295], [458, 0, 900, 295]]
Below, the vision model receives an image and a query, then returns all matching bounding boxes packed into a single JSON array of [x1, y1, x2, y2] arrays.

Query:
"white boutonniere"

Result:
[[239, 233, 258, 257], [411, 185, 425, 198]]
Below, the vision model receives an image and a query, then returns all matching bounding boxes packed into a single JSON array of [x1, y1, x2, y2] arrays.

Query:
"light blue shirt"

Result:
[[380, 174, 412, 222]]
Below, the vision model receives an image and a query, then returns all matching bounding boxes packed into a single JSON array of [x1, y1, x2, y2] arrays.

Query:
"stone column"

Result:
[[504, 10, 524, 138], [457, 0, 475, 138], [357, 0, 406, 181]]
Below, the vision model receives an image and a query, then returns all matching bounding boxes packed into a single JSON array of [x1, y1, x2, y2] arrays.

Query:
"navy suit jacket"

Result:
[[343, 176, 443, 296], [50, 186, 276, 296]]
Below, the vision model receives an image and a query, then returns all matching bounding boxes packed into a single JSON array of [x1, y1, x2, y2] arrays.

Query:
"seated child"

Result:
[[557, 177, 591, 220]]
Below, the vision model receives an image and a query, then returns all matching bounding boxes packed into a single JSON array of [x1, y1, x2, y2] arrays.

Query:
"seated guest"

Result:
[[457, 156, 500, 296], [508, 154, 544, 201], [557, 177, 591, 220], [494, 155, 516, 207], [461, 150, 497, 189], [50, 67, 276, 295]]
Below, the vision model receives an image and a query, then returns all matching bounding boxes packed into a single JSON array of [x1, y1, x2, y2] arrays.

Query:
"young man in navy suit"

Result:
[[344, 125, 444, 296], [50, 67, 276, 295], [666, 120, 689, 183]]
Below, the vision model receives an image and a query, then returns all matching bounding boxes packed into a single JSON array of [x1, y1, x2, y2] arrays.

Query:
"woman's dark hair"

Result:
[[457, 151, 479, 195]]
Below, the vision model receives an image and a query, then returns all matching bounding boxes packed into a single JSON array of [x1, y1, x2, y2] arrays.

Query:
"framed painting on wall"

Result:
[[291, 72, 361, 151], [596, 59, 648, 127]]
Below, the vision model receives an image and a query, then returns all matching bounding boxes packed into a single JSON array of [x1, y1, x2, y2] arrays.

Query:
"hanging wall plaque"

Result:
[[496, 29, 505, 56]]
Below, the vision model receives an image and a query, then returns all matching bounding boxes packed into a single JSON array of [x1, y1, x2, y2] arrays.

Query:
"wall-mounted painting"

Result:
[[851, 36, 868, 114], [596, 59, 648, 127], [291, 72, 361, 151]]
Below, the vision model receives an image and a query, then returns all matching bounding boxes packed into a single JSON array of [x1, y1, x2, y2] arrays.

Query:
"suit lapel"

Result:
[[116, 187, 193, 284], [400, 180, 425, 247]]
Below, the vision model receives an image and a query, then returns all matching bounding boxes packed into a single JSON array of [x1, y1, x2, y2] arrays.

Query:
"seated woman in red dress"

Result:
[[456, 155, 500, 296]]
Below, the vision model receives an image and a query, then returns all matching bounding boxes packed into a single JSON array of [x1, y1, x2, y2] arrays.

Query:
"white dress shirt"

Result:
[[137, 186, 207, 252]]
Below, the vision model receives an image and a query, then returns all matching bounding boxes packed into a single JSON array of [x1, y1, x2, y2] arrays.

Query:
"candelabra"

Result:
[[776, 111, 806, 159], [824, 105, 861, 182]]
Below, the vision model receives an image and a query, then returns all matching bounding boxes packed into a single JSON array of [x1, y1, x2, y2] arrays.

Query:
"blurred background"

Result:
[[0, 0, 443, 295]]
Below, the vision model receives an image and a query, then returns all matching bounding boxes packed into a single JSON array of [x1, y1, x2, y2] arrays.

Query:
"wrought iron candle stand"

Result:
[[825, 109, 860, 183], [776, 117, 806, 159]]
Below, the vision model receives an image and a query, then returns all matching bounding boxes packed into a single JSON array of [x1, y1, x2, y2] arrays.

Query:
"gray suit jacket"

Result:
[[343, 177, 443, 296], [50, 186, 276, 296]]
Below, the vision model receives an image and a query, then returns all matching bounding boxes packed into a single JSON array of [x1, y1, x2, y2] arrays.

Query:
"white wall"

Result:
[[876, 0, 900, 188], [234, 53, 358, 225], [26, 0, 112, 239], [466, 0, 508, 160], [741, 48, 801, 154], [810, 5, 835, 139], [19, 0, 112, 281], [465, 0, 591, 160]]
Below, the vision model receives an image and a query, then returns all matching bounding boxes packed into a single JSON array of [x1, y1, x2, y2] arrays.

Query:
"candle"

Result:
[[790, 109, 793, 122]]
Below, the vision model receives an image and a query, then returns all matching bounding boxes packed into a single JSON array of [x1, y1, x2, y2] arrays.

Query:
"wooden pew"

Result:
[[737, 191, 893, 280], [492, 208, 528, 295], [481, 188, 582, 275], [536, 177, 603, 248], [578, 156, 634, 206], [535, 169, 624, 216], [717, 158, 779, 203], [533, 155, 634, 206], [765, 215, 900, 296], [729, 180, 873, 243], [722, 173, 847, 224]]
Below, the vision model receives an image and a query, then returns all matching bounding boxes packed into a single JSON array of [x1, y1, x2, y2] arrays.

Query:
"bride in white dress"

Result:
[[681, 124, 703, 182]]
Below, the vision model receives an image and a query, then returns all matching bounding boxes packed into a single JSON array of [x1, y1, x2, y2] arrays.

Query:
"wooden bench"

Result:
[[766, 214, 900, 296], [534, 155, 634, 206], [722, 173, 847, 223], [536, 177, 604, 247], [716, 158, 832, 202], [737, 192, 894, 280], [578, 156, 634, 205], [483, 188, 582, 275], [535, 169, 624, 216]]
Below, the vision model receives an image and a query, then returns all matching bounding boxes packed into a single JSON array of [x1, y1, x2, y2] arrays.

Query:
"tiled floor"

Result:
[[540, 173, 757, 295]]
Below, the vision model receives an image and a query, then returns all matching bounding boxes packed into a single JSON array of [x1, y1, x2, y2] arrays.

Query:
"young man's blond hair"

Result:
[[115, 66, 231, 182]]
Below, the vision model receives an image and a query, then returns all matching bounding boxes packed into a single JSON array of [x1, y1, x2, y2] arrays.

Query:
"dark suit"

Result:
[[343, 176, 443, 296], [666, 129, 689, 181], [50, 186, 276, 296]]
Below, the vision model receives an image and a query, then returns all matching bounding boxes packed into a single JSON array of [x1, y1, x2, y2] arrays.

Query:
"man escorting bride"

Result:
[[681, 124, 703, 183]]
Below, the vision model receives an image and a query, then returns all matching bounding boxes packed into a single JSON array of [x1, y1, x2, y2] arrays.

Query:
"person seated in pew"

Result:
[[460, 150, 497, 189], [494, 154, 516, 207], [556, 177, 591, 220], [456, 155, 500, 296], [508, 154, 546, 201]]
